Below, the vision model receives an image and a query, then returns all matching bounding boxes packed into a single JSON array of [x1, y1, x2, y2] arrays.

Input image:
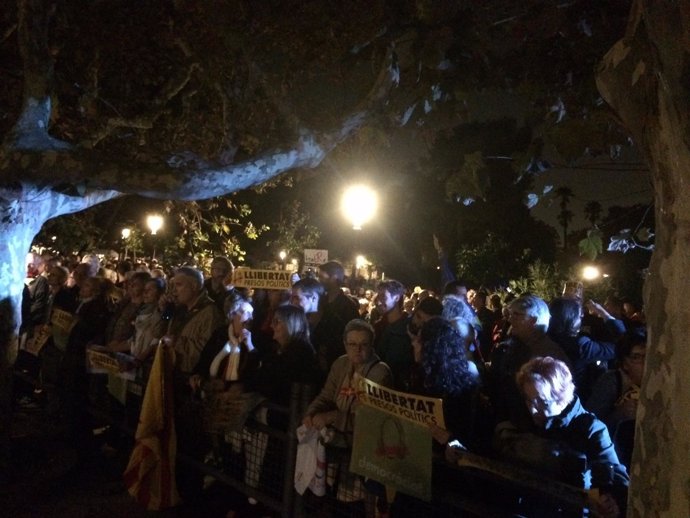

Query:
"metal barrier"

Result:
[[87, 374, 594, 518]]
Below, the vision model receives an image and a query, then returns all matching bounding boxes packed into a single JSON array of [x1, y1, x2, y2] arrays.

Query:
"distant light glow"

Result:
[[582, 265, 601, 280], [355, 255, 368, 269], [279, 250, 287, 261], [341, 185, 378, 230], [121, 228, 131, 239], [147, 214, 164, 235]]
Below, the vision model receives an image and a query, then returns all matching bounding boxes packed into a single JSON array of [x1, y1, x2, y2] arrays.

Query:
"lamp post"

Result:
[[146, 214, 164, 261], [341, 185, 378, 230], [121, 227, 131, 261], [279, 250, 287, 270], [341, 185, 377, 277], [581, 265, 601, 281]]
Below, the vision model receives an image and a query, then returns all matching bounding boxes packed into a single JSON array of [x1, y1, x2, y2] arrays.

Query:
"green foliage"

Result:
[[579, 228, 603, 260], [444, 151, 489, 202], [508, 260, 564, 301], [263, 200, 321, 269], [33, 212, 107, 255], [455, 233, 532, 288], [162, 198, 268, 266]]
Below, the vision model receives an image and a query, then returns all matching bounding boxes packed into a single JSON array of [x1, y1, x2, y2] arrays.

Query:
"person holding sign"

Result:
[[303, 319, 392, 441], [411, 317, 481, 450], [302, 319, 392, 513]]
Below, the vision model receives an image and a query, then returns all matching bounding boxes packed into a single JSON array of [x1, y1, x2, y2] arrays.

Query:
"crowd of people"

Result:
[[16, 250, 648, 517]]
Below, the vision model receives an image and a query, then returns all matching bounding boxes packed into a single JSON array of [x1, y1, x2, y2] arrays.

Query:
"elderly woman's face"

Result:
[[522, 379, 569, 427], [344, 329, 373, 366]]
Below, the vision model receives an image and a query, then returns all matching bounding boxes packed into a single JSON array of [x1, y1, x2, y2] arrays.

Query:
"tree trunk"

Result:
[[0, 190, 43, 480], [597, 1, 690, 515]]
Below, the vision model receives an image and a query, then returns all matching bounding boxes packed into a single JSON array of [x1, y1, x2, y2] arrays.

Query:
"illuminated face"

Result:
[[173, 274, 199, 308], [376, 289, 399, 315], [508, 307, 535, 341], [344, 329, 374, 366], [290, 288, 318, 313], [522, 379, 568, 427]]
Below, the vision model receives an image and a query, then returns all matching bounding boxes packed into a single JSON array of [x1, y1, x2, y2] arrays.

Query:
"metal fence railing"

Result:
[[83, 372, 595, 518]]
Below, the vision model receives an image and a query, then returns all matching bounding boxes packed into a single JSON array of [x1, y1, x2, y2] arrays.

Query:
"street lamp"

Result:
[[146, 214, 163, 235], [279, 250, 287, 270], [581, 265, 601, 281], [341, 185, 377, 230], [146, 214, 164, 261], [121, 227, 131, 261]]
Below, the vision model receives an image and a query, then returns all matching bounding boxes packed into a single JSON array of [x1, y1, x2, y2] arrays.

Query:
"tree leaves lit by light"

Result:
[[399, 104, 416, 126], [550, 97, 566, 123], [608, 228, 634, 253], [389, 51, 400, 86], [524, 185, 553, 209], [579, 228, 603, 260], [607, 226, 655, 254]]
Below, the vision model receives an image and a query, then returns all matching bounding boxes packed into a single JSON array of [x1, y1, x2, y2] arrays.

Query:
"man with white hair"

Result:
[[488, 294, 569, 428], [164, 266, 225, 374]]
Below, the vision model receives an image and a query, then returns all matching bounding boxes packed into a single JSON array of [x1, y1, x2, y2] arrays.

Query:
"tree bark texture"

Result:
[[597, 1, 690, 516]]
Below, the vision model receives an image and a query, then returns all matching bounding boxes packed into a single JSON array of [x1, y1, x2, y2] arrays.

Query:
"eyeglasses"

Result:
[[524, 396, 557, 410], [345, 342, 372, 350]]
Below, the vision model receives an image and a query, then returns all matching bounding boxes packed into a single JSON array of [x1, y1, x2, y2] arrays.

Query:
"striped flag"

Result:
[[124, 343, 180, 510]]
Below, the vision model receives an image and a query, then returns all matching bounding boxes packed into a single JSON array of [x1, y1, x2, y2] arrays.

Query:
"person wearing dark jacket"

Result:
[[245, 304, 321, 426], [548, 297, 625, 399], [495, 356, 628, 518]]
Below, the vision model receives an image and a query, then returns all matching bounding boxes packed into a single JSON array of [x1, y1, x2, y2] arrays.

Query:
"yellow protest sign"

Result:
[[23, 324, 52, 356], [354, 373, 445, 429], [232, 268, 292, 290]]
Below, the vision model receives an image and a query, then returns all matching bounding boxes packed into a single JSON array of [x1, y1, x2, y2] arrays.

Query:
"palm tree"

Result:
[[555, 187, 575, 250]]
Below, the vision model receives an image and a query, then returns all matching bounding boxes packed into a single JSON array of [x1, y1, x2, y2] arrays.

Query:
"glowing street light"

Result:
[[582, 265, 601, 281], [121, 227, 131, 261], [146, 214, 164, 261], [341, 185, 377, 230], [355, 255, 368, 269], [146, 214, 164, 235], [279, 250, 287, 270]]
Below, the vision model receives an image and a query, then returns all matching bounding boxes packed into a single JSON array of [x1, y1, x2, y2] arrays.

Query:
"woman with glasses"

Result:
[[302, 318, 392, 439], [497, 356, 629, 517]]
